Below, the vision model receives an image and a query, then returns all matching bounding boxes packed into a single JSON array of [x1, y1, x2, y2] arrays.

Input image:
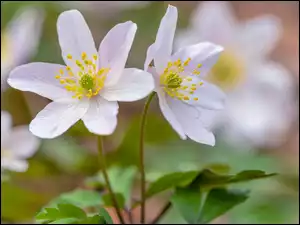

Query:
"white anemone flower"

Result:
[[8, 10, 154, 139], [1, 111, 40, 172], [1, 7, 44, 91], [144, 5, 226, 146], [175, 1, 296, 148]]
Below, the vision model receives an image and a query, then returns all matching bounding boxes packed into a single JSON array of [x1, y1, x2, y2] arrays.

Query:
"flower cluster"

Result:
[[7, 6, 225, 146]]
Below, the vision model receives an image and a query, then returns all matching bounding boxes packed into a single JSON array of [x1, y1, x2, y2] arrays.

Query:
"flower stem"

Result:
[[139, 91, 156, 224], [97, 136, 125, 224], [151, 202, 172, 224]]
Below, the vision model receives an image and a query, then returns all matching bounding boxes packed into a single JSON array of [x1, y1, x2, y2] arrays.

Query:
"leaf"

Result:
[[146, 171, 199, 197], [204, 163, 231, 174], [199, 188, 249, 223], [191, 169, 277, 189], [102, 192, 125, 209], [49, 218, 78, 224], [171, 187, 249, 224], [59, 189, 103, 208], [171, 187, 204, 223], [79, 214, 106, 224], [85, 166, 137, 206], [99, 208, 113, 224], [35, 203, 87, 223], [57, 204, 87, 219]]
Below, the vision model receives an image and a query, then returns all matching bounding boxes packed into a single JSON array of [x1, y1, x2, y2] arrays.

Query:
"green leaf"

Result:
[[191, 169, 277, 189], [35, 203, 87, 223], [57, 204, 87, 219], [199, 188, 249, 223], [48, 218, 78, 224], [171, 187, 204, 223], [102, 192, 125, 209], [99, 208, 113, 224], [59, 189, 103, 208], [171, 187, 249, 224], [79, 214, 106, 224], [146, 171, 199, 197], [85, 166, 137, 206]]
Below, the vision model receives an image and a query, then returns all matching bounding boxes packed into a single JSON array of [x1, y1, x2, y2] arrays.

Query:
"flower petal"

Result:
[[1, 111, 12, 145], [144, 43, 156, 71], [1, 158, 28, 172], [82, 96, 119, 135], [98, 21, 137, 86], [30, 99, 89, 139], [5, 126, 40, 159], [189, 1, 236, 45], [1, 7, 44, 90], [57, 10, 97, 69], [172, 42, 224, 77], [146, 5, 178, 74], [168, 98, 216, 146], [157, 90, 186, 140], [101, 68, 154, 102], [7, 63, 72, 101], [179, 77, 226, 110], [238, 15, 281, 59]]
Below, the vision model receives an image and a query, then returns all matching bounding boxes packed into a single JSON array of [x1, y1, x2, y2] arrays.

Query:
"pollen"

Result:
[[81, 52, 87, 60], [159, 57, 204, 103], [55, 52, 110, 100]]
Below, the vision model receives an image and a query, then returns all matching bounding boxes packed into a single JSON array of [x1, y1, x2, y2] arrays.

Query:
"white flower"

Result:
[[144, 5, 226, 146], [8, 10, 154, 139], [1, 111, 40, 172], [175, 1, 296, 148], [1, 7, 44, 91]]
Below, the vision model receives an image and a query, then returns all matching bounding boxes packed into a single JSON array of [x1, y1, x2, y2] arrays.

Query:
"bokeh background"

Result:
[[1, 1, 299, 224]]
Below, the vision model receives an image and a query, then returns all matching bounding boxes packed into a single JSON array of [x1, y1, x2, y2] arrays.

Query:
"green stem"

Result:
[[139, 91, 156, 224], [97, 136, 125, 224]]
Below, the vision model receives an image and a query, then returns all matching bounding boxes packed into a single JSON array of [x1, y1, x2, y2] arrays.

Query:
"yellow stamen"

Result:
[[81, 52, 87, 60]]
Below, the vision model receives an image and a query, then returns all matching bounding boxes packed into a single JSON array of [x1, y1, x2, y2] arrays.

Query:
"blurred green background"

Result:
[[1, 1, 299, 224]]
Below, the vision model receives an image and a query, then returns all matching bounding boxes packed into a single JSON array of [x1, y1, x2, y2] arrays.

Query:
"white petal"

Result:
[[168, 98, 216, 146], [5, 126, 40, 159], [144, 43, 156, 71], [1, 111, 12, 145], [101, 68, 154, 102], [1, 158, 28, 172], [82, 96, 119, 135], [57, 10, 97, 69], [149, 5, 178, 73], [1, 7, 44, 89], [98, 21, 137, 86], [179, 77, 226, 110], [7, 63, 72, 101], [172, 42, 224, 77], [157, 90, 186, 140], [30, 99, 89, 139], [238, 15, 281, 59], [189, 1, 236, 45]]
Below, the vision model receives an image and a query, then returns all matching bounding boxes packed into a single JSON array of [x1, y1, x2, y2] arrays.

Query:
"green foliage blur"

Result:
[[1, 1, 299, 224]]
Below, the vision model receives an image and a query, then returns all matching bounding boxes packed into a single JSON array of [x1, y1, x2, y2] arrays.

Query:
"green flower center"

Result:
[[166, 72, 183, 88], [80, 74, 94, 90]]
